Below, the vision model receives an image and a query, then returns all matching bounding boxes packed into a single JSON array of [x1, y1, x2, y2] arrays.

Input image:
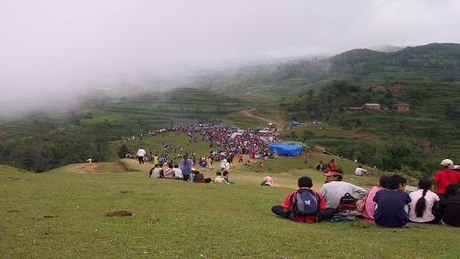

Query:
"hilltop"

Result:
[[1, 152, 459, 258]]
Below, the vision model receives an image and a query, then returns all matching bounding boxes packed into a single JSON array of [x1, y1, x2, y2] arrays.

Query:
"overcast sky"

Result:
[[1, 0, 459, 118]]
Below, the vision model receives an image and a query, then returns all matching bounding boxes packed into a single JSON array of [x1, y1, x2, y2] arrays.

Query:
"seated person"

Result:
[[318, 170, 367, 220], [163, 163, 175, 178], [149, 164, 164, 178], [434, 159, 460, 197], [439, 182, 460, 227], [244, 160, 252, 166], [214, 172, 227, 184], [327, 158, 338, 171], [199, 156, 207, 167], [373, 175, 411, 228], [258, 161, 264, 168], [261, 176, 274, 186], [272, 176, 326, 223], [315, 160, 324, 171], [220, 159, 230, 171], [409, 178, 440, 223], [362, 175, 391, 220], [192, 170, 211, 183], [222, 170, 235, 184], [354, 165, 368, 176], [206, 157, 212, 168], [173, 164, 183, 179]]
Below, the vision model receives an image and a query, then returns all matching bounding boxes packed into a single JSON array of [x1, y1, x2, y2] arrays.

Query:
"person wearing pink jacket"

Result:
[[362, 175, 391, 220]]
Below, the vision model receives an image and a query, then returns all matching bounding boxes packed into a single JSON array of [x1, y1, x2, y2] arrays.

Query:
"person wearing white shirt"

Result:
[[354, 165, 368, 176], [136, 147, 147, 164], [318, 170, 367, 220], [409, 179, 440, 223]]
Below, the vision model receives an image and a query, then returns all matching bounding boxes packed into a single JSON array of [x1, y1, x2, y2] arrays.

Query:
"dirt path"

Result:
[[240, 108, 285, 130], [241, 108, 272, 123]]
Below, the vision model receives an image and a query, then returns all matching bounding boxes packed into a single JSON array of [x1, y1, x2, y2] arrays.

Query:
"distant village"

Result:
[[347, 84, 411, 113], [347, 102, 410, 112]]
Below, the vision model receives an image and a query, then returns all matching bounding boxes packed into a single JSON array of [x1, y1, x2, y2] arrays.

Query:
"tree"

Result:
[[118, 144, 130, 158], [301, 130, 315, 141]]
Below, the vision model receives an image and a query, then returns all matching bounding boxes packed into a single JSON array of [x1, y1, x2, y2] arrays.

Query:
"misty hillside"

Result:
[[195, 43, 460, 99], [1, 43, 459, 175], [330, 43, 460, 82], [192, 43, 460, 174]]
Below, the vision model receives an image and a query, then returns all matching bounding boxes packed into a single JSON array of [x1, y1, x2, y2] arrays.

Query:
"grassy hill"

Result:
[[1, 153, 459, 258]]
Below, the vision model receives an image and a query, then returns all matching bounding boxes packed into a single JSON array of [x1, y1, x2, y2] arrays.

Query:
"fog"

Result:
[[1, 0, 459, 119]]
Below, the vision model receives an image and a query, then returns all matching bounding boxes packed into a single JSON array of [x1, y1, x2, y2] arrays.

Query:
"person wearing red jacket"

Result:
[[434, 159, 460, 197], [272, 176, 327, 223]]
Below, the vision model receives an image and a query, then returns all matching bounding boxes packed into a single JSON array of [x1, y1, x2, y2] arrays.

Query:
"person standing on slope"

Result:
[[136, 147, 147, 164], [180, 154, 194, 181]]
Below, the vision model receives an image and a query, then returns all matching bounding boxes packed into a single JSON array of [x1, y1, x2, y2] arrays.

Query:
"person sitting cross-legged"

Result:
[[373, 175, 411, 228], [409, 178, 440, 224], [318, 170, 367, 220], [439, 182, 460, 227], [272, 176, 327, 223]]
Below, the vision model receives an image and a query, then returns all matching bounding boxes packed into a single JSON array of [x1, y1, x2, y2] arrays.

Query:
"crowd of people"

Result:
[[147, 152, 237, 185], [273, 158, 460, 228], [137, 124, 460, 228], [133, 123, 280, 167]]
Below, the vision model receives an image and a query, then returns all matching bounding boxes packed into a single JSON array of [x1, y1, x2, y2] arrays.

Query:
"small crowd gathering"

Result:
[[271, 158, 460, 228], [131, 123, 460, 228]]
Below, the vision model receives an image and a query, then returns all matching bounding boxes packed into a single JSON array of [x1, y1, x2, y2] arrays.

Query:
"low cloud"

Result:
[[1, 0, 459, 118]]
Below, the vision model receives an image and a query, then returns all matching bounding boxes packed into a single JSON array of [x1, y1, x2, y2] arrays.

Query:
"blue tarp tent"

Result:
[[268, 143, 303, 156], [288, 120, 300, 126]]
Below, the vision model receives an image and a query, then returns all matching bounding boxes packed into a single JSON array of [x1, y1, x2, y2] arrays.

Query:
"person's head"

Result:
[[216, 172, 222, 176], [379, 175, 391, 188], [330, 158, 335, 163], [174, 164, 179, 168], [298, 176, 313, 188], [418, 178, 432, 191], [444, 182, 460, 199], [324, 169, 343, 183], [388, 174, 407, 190], [223, 170, 229, 176], [168, 162, 173, 168], [358, 165, 363, 168], [440, 159, 453, 169]]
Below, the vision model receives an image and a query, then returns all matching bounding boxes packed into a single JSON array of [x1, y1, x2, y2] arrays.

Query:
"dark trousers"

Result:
[[318, 207, 336, 220], [138, 156, 144, 164], [272, 205, 291, 219]]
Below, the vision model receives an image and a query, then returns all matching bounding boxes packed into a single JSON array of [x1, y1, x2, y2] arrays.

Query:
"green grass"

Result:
[[1, 161, 459, 258]]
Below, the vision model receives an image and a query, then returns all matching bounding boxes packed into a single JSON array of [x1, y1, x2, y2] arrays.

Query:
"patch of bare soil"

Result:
[[83, 163, 99, 173], [116, 161, 128, 172], [106, 210, 134, 217], [43, 215, 59, 218]]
